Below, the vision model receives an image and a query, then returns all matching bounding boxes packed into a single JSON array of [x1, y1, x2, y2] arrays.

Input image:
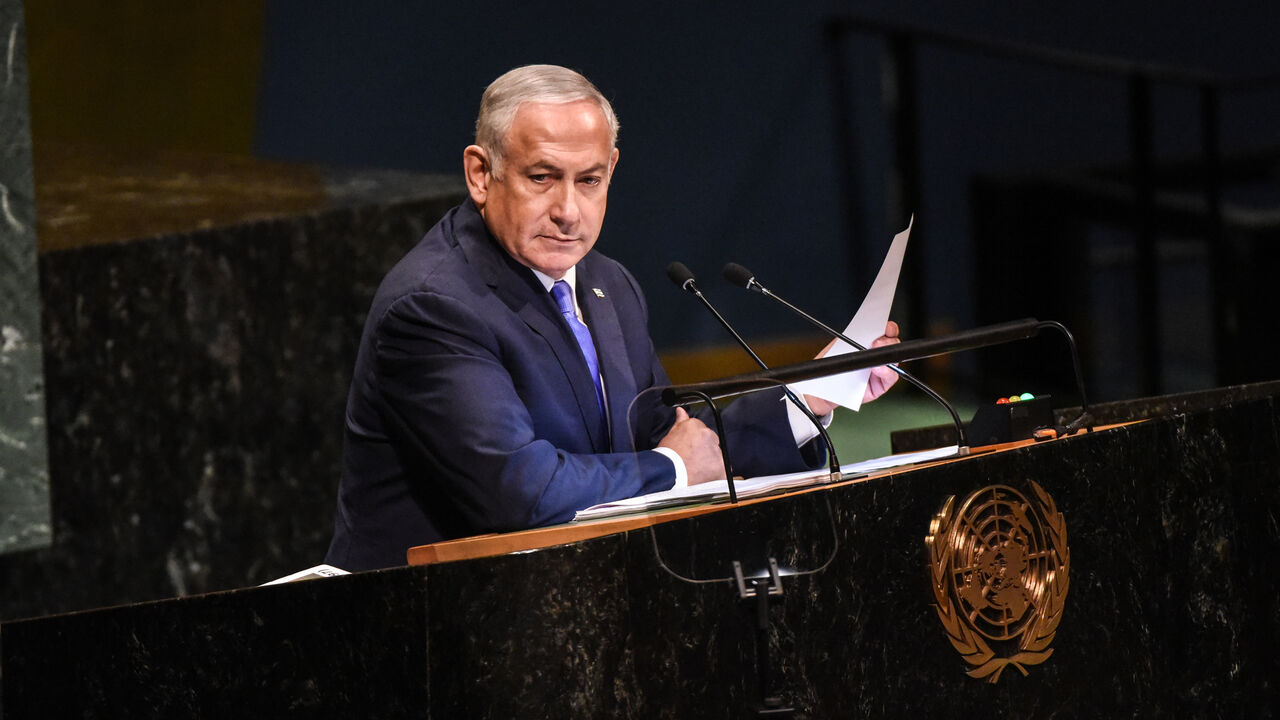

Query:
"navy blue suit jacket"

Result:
[[326, 200, 821, 571]]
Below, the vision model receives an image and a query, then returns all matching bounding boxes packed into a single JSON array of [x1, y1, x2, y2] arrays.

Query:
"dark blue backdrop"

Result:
[[254, 1, 1280, 394]]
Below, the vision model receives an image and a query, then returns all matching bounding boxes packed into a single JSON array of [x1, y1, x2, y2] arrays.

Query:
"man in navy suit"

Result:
[[326, 65, 899, 571]]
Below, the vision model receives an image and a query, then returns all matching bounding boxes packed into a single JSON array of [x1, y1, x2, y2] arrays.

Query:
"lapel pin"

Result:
[[592, 288, 606, 298]]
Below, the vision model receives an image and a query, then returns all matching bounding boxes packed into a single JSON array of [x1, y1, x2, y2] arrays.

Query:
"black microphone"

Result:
[[722, 262, 969, 452], [666, 261, 697, 292], [665, 261, 843, 482]]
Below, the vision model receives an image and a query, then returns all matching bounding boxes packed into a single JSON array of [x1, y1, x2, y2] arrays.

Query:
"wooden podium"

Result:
[[3, 382, 1278, 718]]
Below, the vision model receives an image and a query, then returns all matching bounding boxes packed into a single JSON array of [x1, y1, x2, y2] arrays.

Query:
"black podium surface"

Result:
[[3, 383, 1279, 718]]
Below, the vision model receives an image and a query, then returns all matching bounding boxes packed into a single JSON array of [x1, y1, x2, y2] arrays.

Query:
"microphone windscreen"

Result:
[[665, 261, 696, 288], [722, 262, 755, 288]]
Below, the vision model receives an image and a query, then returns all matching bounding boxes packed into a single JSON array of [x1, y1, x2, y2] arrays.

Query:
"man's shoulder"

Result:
[[370, 202, 485, 310]]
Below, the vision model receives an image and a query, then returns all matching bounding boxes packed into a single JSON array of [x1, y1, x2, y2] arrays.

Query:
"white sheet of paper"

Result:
[[571, 443, 959, 522], [790, 217, 911, 411]]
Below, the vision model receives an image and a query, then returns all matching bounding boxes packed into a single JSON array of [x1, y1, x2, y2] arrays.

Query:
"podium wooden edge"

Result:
[[404, 425, 1135, 568]]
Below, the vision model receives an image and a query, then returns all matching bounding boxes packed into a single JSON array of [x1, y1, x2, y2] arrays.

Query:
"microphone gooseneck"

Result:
[[1032, 320, 1094, 439], [663, 263, 739, 500], [666, 261, 842, 482], [722, 262, 969, 452]]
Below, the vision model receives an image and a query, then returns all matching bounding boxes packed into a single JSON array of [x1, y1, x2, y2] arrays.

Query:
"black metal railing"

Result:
[[825, 16, 1280, 395]]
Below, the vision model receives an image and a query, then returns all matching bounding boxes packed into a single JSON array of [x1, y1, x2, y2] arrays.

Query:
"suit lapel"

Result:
[[578, 258, 636, 453]]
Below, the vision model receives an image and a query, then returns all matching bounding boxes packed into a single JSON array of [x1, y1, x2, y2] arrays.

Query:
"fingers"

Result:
[[871, 365, 897, 389], [658, 408, 724, 485], [809, 320, 904, 405], [863, 321, 902, 402], [872, 323, 902, 349], [814, 323, 897, 358]]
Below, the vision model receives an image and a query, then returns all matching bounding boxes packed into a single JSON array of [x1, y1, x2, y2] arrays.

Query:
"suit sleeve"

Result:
[[371, 290, 677, 534], [717, 390, 830, 477]]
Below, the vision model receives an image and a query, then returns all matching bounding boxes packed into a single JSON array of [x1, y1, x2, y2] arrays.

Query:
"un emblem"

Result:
[[926, 481, 1070, 682]]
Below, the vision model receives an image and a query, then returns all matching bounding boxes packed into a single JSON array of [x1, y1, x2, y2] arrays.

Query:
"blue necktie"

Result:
[[551, 280, 605, 416]]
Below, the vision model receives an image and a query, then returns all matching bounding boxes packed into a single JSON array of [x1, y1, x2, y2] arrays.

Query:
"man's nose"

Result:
[[549, 183, 581, 230]]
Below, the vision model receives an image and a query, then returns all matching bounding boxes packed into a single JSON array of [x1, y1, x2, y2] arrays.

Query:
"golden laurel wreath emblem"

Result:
[[926, 481, 1069, 683]]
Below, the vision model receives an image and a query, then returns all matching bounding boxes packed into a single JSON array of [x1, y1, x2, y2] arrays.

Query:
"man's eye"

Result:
[[529, 174, 550, 183], [580, 177, 601, 187]]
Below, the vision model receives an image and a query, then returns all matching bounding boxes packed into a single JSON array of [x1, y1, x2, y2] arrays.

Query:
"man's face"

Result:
[[465, 100, 619, 279]]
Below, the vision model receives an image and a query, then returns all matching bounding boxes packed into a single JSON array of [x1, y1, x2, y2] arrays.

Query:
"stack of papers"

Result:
[[572, 445, 959, 522], [260, 564, 350, 585]]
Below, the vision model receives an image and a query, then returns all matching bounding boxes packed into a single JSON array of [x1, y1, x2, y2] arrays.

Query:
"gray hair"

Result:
[[474, 64, 619, 178]]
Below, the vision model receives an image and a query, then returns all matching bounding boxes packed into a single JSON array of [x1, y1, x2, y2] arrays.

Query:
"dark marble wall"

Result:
[[4, 391, 1277, 718], [0, 0, 51, 555], [0, 169, 464, 622]]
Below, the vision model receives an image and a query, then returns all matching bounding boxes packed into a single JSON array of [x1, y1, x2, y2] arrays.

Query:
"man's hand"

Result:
[[862, 320, 901, 403], [803, 320, 902, 414], [657, 407, 724, 485]]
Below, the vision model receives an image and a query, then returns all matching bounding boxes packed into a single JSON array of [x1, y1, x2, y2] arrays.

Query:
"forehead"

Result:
[[505, 100, 613, 163]]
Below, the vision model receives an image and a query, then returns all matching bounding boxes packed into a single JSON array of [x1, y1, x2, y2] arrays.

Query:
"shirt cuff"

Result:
[[652, 447, 688, 489], [784, 390, 834, 446]]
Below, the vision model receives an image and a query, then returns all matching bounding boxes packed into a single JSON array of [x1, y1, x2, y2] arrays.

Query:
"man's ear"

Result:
[[608, 147, 620, 183], [463, 145, 492, 208]]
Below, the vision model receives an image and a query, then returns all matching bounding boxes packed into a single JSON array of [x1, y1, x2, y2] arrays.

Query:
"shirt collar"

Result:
[[530, 265, 577, 295]]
